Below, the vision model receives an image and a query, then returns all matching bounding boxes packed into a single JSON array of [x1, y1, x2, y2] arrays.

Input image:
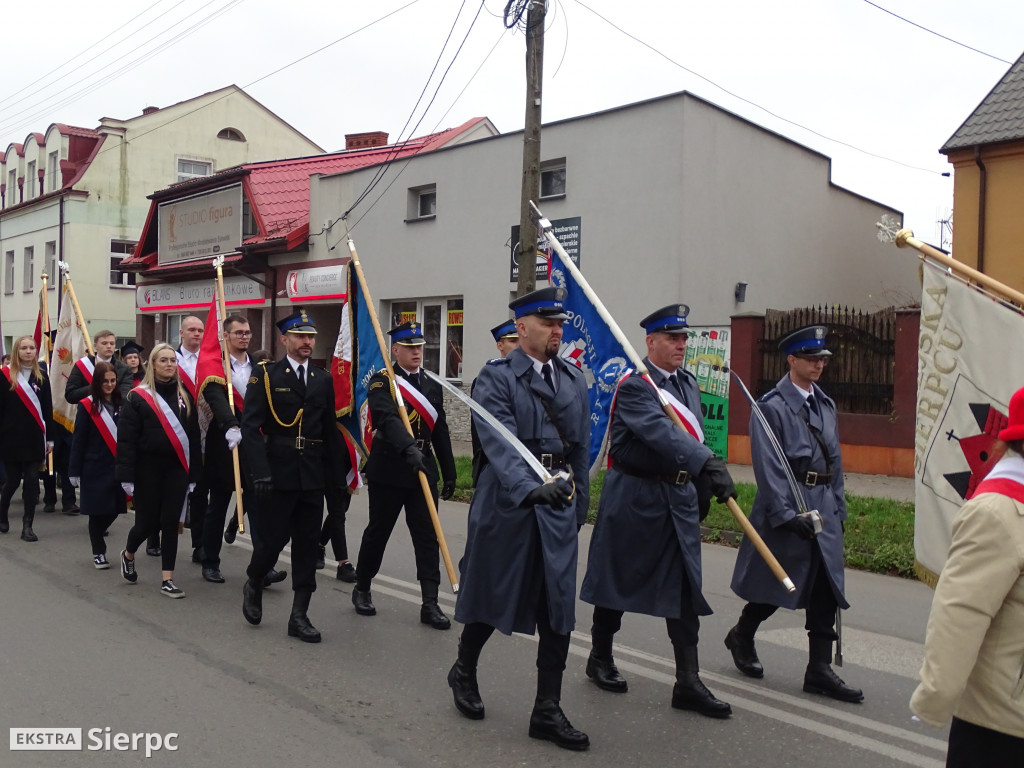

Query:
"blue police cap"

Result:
[[490, 320, 518, 342], [508, 286, 569, 320], [640, 304, 690, 334], [389, 321, 425, 346], [779, 325, 832, 357], [276, 309, 317, 335]]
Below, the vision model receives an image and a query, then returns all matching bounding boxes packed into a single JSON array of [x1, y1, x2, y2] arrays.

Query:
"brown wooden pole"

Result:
[[213, 257, 246, 534]]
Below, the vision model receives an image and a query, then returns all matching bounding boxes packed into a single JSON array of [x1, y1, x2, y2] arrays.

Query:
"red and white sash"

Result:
[[131, 385, 190, 473], [395, 376, 437, 431], [652, 377, 705, 443], [1, 366, 45, 435], [74, 356, 95, 384], [178, 368, 197, 399], [80, 396, 118, 456]]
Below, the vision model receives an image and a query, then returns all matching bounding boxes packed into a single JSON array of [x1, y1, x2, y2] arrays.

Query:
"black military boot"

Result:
[[0, 501, 9, 534], [528, 670, 590, 751], [724, 625, 764, 678], [804, 637, 863, 702], [315, 545, 326, 570], [21, 506, 38, 542], [671, 646, 732, 718], [287, 591, 321, 643], [352, 583, 376, 616], [586, 630, 628, 692], [420, 580, 451, 630], [242, 578, 263, 625], [447, 642, 485, 719]]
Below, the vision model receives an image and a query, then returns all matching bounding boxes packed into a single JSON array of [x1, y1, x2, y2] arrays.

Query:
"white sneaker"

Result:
[[93, 554, 110, 570]]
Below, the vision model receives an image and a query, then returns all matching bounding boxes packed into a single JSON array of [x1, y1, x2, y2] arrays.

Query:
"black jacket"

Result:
[[0, 369, 54, 462], [65, 355, 134, 404], [201, 381, 241, 492], [115, 379, 202, 484]]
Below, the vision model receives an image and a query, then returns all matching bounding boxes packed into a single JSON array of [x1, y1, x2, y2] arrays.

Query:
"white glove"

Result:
[[188, 483, 197, 493], [225, 427, 242, 450], [69, 476, 80, 488], [121, 482, 134, 496], [46, 441, 54, 455]]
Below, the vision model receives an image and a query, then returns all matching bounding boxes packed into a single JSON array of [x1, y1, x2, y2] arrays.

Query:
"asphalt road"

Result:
[[0, 493, 946, 767]]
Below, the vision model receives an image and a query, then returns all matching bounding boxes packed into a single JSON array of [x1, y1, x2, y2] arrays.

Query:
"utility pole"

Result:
[[515, 0, 545, 297]]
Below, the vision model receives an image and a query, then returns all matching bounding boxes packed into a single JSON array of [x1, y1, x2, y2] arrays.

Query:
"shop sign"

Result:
[[286, 264, 346, 301], [447, 310, 463, 326], [137, 275, 263, 312], [158, 185, 243, 266], [399, 311, 417, 324], [509, 216, 582, 282]]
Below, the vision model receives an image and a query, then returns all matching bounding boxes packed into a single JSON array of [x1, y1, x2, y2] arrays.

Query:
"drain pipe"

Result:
[[974, 146, 987, 272]]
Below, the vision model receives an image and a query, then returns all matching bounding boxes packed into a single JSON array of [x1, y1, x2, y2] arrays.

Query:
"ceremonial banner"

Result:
[[548, 260, 629, 478], [49, 287, 89, 432], [914, 261, 1024, 585], [333, 264, 385, 488]]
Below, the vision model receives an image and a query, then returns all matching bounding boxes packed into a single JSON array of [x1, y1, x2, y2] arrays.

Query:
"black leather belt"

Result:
[[414, 439, 433, 452], [535, 452, 567, 470], [803, 471, 832, 487], [612, 464, 691, 485], [268, 436, 323, 449]]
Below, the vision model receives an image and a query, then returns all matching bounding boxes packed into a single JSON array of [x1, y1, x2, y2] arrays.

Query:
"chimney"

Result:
[[345, 131, 388, 150], [142, 106, 160, 115]]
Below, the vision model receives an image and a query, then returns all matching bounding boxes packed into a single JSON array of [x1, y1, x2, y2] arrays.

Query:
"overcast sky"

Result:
[[3, 0, 1020, 251]]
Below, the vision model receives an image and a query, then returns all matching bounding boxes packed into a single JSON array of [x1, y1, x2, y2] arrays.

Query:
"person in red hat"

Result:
[[911, 385, 1024, 767]]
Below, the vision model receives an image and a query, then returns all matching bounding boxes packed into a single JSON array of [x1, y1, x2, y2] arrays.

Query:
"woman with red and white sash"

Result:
[[0, 336, 54, 542], [911, 384, 1024, 767], [69, 362, 128, 569], [116, 344, 201, 598]]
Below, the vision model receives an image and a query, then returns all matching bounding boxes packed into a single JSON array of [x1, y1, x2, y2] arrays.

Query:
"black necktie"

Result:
[[296, 365, 305, 384], [410, 371, 420, 388], [806, 394, 819, 421], [668, 373, 683, 399], [542, 363, 555, 393]]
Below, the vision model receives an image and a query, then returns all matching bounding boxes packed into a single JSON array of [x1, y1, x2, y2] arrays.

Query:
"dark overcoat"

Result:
[[65, 356, 134, 404], [581, 362, 715, 617], [730, 374, 849, 610], [453, 348, 590, 636], [240, 358, 348, 492], [69, 400, 126, 517], [0, 369, 54, 462], [115, 381, 202, 486], [201, 381, 241, 493]]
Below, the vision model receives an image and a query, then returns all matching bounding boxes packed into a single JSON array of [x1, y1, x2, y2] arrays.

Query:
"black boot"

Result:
[[528, 670, 590, 751], [315, 545, 326, 570], [352, 584, 376, 616], [287, 591, 321, 643], [21, 507, 38, 542], [671, 646, 732, 718], [224, 516, 238, 544], [724, 625, 764, 678], [586, 630, 628, 692], [420, 580, 451, 630], [0, 501, 8, 534], [447, 641, 485, 719], [242, 578, 263, 625], [804, 637, 863, 702]]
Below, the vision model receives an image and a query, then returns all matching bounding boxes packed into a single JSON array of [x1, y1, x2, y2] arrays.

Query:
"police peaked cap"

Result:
[[779, 325, 832, 357], [277, 309, 317, 335], [490, 320, 518, 342], [640, 304, 690, 334], [389, 321, 425, 346], [509, 286, 569, 320]]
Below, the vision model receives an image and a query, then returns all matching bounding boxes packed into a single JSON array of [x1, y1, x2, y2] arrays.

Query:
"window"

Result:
[[26, 161, 35, 198], [48, 151, 59, 192], [7, 169, 15, 205], [406, 184, 436, 221], [217, 127, 246, 141], [23, 246, 34, 292], [109, 240, 137, 287], [45, 242, 56, 288], [387, 296, 464, 379], [540, 159, 566, 199], [242, 197, 258, 238], [4, 251, 13, 294], [177, 158, 212, 182]]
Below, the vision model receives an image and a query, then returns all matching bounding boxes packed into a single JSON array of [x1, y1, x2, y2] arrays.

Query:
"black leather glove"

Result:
[[253, 477, 273, 497], [701, 456, 737, 503], [694, 472, 713, 522], [524, 478, 573, 509], [441, 479, 456, 500], [402, 443, 428, 473], [783, 514, 817, 540]]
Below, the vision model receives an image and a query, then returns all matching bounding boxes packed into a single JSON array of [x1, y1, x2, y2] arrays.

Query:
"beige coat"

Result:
[[910, 490, 1024, 737]]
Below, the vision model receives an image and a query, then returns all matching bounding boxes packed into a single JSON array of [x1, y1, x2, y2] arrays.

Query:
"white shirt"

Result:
[[177, 346, 199, 381], [286, 355, 307, 383], [789, 379, 814, 400], [230, 354, 252, 398]]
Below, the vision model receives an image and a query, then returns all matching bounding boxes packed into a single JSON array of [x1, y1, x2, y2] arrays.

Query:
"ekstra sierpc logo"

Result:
[[10, 728, 179, 757]]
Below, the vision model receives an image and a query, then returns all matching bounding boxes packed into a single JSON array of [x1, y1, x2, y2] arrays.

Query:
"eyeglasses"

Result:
[[794, 355, 829, 366], [229, 331, 253, 338]]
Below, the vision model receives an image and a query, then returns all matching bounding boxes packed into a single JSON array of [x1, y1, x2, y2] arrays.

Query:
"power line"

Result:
[[861, 0, 1012, 65], [573, 0, 944, 176]]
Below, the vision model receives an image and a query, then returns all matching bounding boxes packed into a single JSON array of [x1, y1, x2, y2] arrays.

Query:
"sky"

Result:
[[2, 0, 1021, 251]]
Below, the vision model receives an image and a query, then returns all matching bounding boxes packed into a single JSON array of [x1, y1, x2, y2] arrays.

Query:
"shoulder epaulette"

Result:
[[561, 361, 582, 378], [486, 357, 511, 366], [758, 389, 780, 404]]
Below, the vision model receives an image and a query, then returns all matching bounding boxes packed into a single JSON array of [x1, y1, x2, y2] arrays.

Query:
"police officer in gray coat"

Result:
[[727, 325, 863, 702], [580, 304, 736, 718], [447, 287, 590, 751]]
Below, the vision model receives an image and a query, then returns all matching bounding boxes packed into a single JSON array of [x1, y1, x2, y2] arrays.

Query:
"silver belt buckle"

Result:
[[804, 471, 818, 487], [295, 435, 306, 449], [675, 470, 689, 485], [541, 453, 553, 470]]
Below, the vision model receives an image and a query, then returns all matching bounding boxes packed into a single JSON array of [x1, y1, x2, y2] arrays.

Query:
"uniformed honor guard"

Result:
[[726, 325, 863, 702], [351, 320, 457, 629], [240, 310, 349, 642], [447, 286, 591, 751], [470, 320, 519, 486], [580, 304, 736, 717]]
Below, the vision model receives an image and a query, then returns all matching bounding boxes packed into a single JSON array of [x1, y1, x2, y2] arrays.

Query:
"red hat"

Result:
[[999, 386, 1024, 442]]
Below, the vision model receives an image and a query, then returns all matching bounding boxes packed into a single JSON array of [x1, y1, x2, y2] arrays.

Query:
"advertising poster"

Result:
[[683, 327, 731, 460]]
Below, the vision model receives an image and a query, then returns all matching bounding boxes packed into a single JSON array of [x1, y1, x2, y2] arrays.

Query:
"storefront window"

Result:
[[387, 297, 464, 380], [446, 299, 463, 379]]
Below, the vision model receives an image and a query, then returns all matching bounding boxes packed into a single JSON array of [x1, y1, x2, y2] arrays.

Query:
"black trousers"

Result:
[[187, 478, 209, 550], [201, 488, 235, 568], [356, 481, 440, 588], [42, 428, 75, 508], [88, 514, 119, 555], [592, 564, 701, 647], [946, 717, 1024, 768], [125, 462, 189, 572], [245, 488, 323, 592], [738, 556, 839, 644], [320, 485, 352, 561], [1, 461, 41, 511]]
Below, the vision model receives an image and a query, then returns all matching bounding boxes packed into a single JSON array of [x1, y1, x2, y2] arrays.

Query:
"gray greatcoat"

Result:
[[581, 361, 715, 617], [453, 347, 590, 636], [730, 374, 849, 610]]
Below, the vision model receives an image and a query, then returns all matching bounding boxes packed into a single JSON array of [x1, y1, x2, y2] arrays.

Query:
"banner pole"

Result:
[[40, 272, 53, 475], [212, 256, 246, 535], [58, 263, 94, 356]]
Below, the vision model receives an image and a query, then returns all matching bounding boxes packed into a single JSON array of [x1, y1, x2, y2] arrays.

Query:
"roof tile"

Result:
[[942, 50, 1024, 152]]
